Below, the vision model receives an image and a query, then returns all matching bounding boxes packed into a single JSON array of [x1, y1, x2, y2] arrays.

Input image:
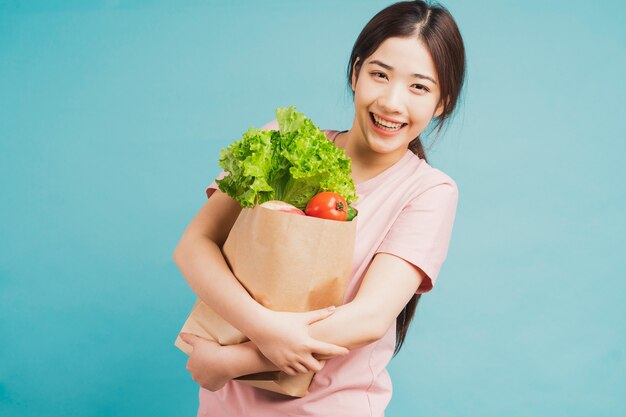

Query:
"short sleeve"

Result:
[[376, 180, 459, 294], [205, 119, 279, 199]]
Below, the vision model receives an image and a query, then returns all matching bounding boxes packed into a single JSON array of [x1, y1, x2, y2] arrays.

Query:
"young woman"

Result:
[[175, 1, 466, 415]]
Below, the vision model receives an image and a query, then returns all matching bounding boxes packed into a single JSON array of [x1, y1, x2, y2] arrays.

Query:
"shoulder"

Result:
[[404, 153, 458, 199], [321, 129, 341, 142], [259, 119, 279, 131]]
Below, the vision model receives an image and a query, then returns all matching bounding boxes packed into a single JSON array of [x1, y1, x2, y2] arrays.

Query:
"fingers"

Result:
[[310, 340, 350, 358], [282, 359, 323, 376], [281, 354, 329, 376], [306, 306, 337, 325], [300, 356, 326, 373], [179, 332, 201, 348], [283, 366, 298, 376], [291, 362, 309, 374]]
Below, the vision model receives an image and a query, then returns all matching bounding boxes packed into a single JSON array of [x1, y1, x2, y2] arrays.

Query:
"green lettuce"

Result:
[[216, 106, 357, 210]]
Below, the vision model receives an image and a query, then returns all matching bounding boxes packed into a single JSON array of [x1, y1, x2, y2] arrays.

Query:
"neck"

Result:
[[335, 127, 407, 184]]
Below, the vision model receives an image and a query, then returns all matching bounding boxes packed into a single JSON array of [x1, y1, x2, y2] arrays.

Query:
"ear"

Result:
[[351, 58, 360, 92]]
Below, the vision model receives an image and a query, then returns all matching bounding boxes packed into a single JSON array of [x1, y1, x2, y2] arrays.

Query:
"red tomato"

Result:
[[305, 192, 348, 221]]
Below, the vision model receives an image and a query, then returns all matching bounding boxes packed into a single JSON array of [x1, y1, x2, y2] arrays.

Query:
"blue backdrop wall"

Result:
[[1, 1, 625, 416]]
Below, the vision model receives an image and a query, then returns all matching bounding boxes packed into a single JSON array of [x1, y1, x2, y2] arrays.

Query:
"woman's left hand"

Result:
[[179, 333, 231, 392]]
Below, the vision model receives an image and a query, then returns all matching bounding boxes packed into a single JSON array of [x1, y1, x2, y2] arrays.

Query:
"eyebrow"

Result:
[[367, 59, 437, 85]]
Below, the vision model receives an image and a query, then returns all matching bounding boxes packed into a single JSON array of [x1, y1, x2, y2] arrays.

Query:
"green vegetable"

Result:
[[347, 206, 358, 221], [216, 106, 357, 210]]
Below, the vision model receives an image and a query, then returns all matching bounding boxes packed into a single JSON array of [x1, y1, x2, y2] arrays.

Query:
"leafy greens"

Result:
[[216, 106, 357, 210]]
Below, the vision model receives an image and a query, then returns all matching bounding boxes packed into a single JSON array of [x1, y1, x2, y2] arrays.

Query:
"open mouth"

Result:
[[369, 112, 407, 132]]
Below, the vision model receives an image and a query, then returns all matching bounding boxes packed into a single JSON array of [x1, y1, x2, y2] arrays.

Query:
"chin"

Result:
[[366, 138, 406, 156]]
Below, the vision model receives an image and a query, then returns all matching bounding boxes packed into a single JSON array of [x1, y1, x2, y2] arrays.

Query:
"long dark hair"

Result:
[[347, 1, 466, 356]]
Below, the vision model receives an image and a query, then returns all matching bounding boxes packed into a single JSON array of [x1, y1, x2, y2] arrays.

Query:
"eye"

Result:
[[371, 71, 388, 80], [411, 83, 430, 93]]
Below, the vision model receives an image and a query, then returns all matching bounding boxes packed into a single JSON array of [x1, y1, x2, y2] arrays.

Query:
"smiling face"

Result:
[[350, 36, 443, 162]]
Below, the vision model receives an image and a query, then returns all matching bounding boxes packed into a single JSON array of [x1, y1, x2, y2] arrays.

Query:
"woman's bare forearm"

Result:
[[309, 252, 425, 354], [174, 237, 268, 338], [307, 301, 382, 352], [221, 341, 281, 378]]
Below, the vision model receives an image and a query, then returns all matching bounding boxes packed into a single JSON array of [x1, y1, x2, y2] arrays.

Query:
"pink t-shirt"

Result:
[[197, 126, 459, 417]]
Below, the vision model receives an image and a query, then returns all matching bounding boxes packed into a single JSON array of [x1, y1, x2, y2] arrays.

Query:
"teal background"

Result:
[[1, 0, 625, 416]]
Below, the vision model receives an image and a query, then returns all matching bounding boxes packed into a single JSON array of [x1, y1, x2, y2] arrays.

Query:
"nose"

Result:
[[377, 84, 404, 114]]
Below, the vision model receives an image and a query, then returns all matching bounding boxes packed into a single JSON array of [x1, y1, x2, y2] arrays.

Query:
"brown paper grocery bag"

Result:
[[175, 205, 356, 397]]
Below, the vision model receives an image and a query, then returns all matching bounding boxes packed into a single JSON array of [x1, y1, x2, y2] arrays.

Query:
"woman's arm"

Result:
[[259, 252, 426, 353], [173, 191, 266, 337], [180, 252, 426, 389], [311, 251, 426, 343], [180, 334, 280, 392]]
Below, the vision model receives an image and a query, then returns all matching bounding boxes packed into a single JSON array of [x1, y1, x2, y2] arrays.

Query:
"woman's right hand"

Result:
[[248, 306, 350, 376]]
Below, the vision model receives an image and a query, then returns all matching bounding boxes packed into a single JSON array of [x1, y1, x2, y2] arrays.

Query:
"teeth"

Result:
[[372, 113, 404, 130]]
